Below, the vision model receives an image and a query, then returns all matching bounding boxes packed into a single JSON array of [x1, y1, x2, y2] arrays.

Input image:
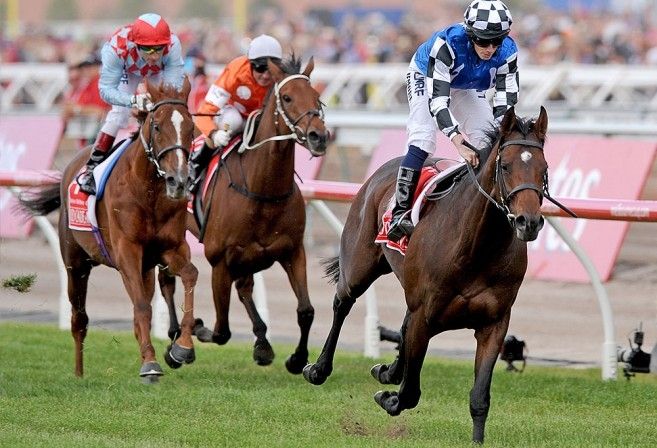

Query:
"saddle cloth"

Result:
[[375, 160, 465, 255]]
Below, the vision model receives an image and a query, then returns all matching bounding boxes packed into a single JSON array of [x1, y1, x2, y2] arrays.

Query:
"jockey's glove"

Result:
[[210, 129, 231, 148], [130, 93, 153, 112]]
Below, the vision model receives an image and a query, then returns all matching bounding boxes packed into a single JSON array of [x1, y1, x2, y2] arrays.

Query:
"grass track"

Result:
[[0, 322, 655, 447]]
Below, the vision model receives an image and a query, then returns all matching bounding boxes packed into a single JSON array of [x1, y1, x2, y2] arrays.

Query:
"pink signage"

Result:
[[373, 130, 656, 282], [0, 115, 64, 238]]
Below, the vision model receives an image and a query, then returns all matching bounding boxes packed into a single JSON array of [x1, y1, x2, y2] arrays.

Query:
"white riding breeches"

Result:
[[406, 70, 494, 154], [100, 72, 164, 137]]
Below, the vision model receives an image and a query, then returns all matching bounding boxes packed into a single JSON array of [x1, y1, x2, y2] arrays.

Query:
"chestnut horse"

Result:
[[18, 79, 198, 382], [159, 56, 328, 374], [303, 107, 552, 443]]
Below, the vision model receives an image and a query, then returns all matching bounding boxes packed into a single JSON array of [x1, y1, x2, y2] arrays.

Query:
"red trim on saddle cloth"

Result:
[[374, 166, 438, 255], [186, 134, 242, 214], [67, 175, 92, 231]]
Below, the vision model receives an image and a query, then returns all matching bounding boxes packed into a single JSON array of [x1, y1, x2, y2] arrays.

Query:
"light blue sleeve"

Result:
[[162, 35, 185, 90], [98, 42, 132, 108]]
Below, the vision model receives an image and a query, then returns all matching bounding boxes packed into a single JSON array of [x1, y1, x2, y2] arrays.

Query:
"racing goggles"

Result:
[[137, 45, 166, 54], [250, 58, 270, 73], [471, 35, 505, 48]]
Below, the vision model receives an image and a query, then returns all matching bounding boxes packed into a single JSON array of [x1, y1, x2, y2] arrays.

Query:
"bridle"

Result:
[[239, 74, 324, 153], [464, 138, 576, 223], [139, 99, 191, 177]]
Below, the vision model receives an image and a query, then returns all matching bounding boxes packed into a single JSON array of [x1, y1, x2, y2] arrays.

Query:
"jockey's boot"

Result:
[[187, 142, 214, 194], [76, 132, 115, 195], [387, 166, 421, 242]]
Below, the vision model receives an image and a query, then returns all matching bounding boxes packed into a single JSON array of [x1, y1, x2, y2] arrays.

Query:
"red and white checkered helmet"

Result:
[[464, 1, 513, 40], [130, 13, 171, 46]]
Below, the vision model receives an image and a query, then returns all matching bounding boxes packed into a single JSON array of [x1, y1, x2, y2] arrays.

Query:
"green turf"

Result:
[[0, 322, 655, 447]]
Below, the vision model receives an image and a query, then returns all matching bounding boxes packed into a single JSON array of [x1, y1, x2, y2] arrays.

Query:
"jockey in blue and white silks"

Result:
[[77, 13, 185, 196], [387, 0, 519, 242]]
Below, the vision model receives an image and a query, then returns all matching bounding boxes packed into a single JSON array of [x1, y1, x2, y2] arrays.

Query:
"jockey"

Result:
[[187, 34, 283, 193], [76, 13, 185, 195], [387, 0, 518, 242]]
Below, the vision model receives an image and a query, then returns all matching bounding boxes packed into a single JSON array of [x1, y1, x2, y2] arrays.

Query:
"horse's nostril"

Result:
[[515, 215, 527, 229], [165, 175, 177, 187]]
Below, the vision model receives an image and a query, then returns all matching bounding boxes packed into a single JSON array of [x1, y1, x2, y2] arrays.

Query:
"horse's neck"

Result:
[[118, 140, 159, 196]]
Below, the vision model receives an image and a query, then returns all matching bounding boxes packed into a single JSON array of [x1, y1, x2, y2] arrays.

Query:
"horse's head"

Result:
[[139, 78, 194, 200], [493, 106, 549, 241], [266, 56, 328, 156]]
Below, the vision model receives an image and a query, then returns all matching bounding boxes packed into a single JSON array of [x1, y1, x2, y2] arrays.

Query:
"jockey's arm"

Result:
[[492, 51, 519, 122], [194, 71, 232, 137], [98, 43, 132, 107], [162, 35, 185, 91], [194, 100, 220, 137], [428, 38, 460, 140]]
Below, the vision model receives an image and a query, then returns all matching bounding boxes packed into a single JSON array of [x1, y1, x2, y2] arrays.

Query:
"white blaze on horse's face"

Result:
[[171, 110, 185, 169], [521, 151, 532, 163]]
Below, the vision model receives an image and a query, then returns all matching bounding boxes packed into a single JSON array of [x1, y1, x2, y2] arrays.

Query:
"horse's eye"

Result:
[[153, 123, 160, 132], [282, 94, 292, 103], [501, 163, 510, 173]]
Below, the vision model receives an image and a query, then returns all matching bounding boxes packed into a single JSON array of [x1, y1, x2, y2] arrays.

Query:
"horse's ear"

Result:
[[533, 106, 548, 140], [499, 106, 517, 134], [179, 76, 192, 101], [268, 59, 285, 82], [302, 56, 315, 77]]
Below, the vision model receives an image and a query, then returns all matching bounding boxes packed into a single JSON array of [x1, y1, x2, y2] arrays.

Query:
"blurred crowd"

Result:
[[3, 5, 657, 67]]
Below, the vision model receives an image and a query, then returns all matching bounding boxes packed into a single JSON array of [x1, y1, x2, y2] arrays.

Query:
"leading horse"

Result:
[[159, 55, 328, 374], [303, 107, 550, 443], [18, 79, 198, 382]]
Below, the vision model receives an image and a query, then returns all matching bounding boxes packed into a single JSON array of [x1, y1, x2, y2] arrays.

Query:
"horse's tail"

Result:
[[16, 182, 62, 217], [321, 256, 340, 285]]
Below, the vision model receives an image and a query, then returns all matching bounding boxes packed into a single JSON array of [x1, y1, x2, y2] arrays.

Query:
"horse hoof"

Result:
[[285, 353, 308, 375], [371, 364, 387, 382], [139, 361, 164, 380], [166, 343, 196, 368], [194, 325, 214, 343], [302, 363, 327, 385], [374, 390, 401, 416], [253, 340, 274, 366], [212, 331, 231, 345], [167, 327, 181, 342]]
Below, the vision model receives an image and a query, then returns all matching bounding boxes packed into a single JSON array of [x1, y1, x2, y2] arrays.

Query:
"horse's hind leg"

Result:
[[280, 246, 314, 374], [193, 261, 233, 345], [371, 309, 410, 385], [470, 313, 511, 444], [67, 262, 92, 377], [375, 308, 430, 416], [157, 266, 181, 341], [235, 275, 274, 366]]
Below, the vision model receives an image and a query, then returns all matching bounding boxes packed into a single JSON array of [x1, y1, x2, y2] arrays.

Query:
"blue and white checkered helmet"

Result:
[[464, 0, 513, 39]]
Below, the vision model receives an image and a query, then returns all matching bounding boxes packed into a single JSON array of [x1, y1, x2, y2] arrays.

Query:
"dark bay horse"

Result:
[[303, 107, 550, 443], [159, 56, 328, 374], [18, 79, 198, 382]]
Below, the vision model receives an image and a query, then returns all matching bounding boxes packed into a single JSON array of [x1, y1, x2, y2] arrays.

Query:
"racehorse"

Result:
[[18, 79, 198, 382], [303, 107, 552, 443], [158, 55, 328, 374]]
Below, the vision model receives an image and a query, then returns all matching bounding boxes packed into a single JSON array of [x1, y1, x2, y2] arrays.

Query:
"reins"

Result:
[[138, 99, 191, 177], [462, 138, 577, 223]]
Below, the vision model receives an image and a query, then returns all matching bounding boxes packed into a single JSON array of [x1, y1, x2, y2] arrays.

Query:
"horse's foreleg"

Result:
[[280, 247, 314, 375], [470, 314, 510, 444], [116, 246, 162, 381], [375, 309, 430, 416], [371, 309, 410, 385], [160, 249, 198, 369], [157, 266, 180, 341], [66, 263, 92, 377], [235, 275, 274, 366], [198, 262, 232, 345], [302, 292, 355, 385]]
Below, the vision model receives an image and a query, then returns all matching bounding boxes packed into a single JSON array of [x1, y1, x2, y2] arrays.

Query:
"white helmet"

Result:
[[464, 0, 513, 40], [247, 34, 283, 61]]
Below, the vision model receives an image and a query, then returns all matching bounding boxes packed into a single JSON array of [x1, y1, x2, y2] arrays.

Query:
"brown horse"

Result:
[[159, 56, 328, 374], [303, 107, 550, 443], [18, 79, 198, 382]]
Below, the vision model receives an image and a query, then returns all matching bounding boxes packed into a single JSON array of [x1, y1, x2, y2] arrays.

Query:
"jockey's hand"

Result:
[[452, 134, 479, 169], [210, 129, 231, 148], [130, 93, 153, 112]]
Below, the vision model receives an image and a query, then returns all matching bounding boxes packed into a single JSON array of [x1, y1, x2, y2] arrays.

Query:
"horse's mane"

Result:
[[477, 114, 536, 168], [263, 54, 303, 105]]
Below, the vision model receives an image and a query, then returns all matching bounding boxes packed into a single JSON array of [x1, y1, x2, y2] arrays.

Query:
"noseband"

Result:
[[239, 74, 324, 152], [139, 99, 191, 177]]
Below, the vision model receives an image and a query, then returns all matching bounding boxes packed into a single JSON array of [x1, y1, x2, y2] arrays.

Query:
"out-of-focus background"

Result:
[[1, 0, 657, 378]]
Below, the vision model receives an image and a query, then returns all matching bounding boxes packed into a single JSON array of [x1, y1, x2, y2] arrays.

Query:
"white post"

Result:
[[253, 272, 270, 338], [152, 288, 169, 340], [546, 217, 617, 380]]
